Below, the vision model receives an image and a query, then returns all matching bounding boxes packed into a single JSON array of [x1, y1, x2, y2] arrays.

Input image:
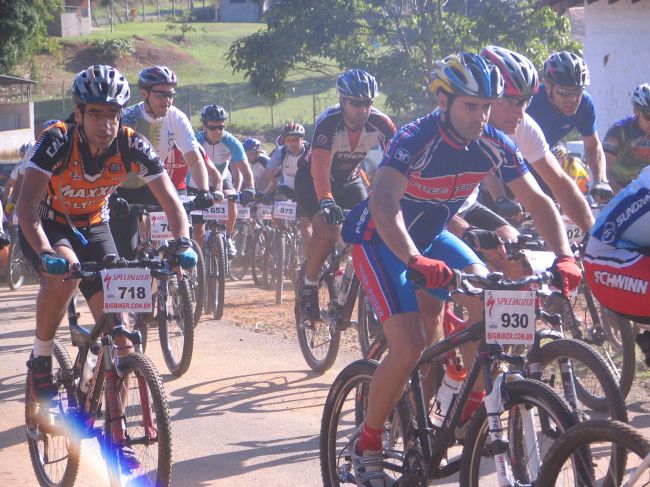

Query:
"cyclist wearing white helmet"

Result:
[[527, 51, 612, 202], [243, 137, 273, 193], [602, 82, 650, 190], [296, 68, 396, 321], [342, 52, 580, 486], [16, 65, 195, 468]]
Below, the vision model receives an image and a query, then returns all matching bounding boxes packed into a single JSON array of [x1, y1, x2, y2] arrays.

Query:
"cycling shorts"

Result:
[[462, 202, 510, 231], [584, 238, 650, 324], [352, 230, 483, 323], [294, 172, 367, 220], [19, 220, 118, 300]]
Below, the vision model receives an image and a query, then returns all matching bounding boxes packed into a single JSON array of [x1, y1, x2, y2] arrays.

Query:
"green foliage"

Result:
[[0, 0, 62, 74], [227, 0, 581, 114], [166, 13, 199, 40], [90, 37, 136, 62]]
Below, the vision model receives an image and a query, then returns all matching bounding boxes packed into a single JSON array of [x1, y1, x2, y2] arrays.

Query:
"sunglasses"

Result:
[[206, 124, 225, 131], [344, 98, 373, 108], [555, 87, 583, 99], [151, 89, 176, 99]]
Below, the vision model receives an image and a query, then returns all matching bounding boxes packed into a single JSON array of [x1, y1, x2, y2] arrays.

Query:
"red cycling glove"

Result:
[[552, 256, 582, 297], [407, 255, 454, 289]]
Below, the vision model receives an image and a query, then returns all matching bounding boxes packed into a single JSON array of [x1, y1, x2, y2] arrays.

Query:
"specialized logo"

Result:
[[594, 271, 649, 294], [486, 295, 496, 318], [103, 272, 112, 290]]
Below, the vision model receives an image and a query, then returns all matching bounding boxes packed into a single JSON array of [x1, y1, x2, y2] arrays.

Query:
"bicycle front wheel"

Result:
[[275, 232, 286, 305], [320, 359, 414, 487], [158, 275, 195, 376], [114, 352, 172, 487], [8, 239, 26, 290], [26, 341, 81, 487], [295, 268, 341, 371], [459, 378, 581, 487], [229, 225, 249, 281], [189, 239, 205, 327]]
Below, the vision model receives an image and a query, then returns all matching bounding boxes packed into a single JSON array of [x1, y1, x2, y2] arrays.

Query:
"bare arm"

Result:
[[184, 148, 209, 191], [583, 132, 607, 181], [311, 148, 333, 201], [531, 153, 594, 233], [482, 172, 508, 200], [507, 173, 572, 257], [146, 173, 190, 240], [368, 165, 420, 263], [205, 158, 222, 192], [16, 168, 56, 254], [232, 158, 255, 190]]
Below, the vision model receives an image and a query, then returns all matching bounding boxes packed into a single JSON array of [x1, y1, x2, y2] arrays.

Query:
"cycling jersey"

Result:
[[120, 103, 199, 190], [603, 115, 650, 188], [190, 130, 246, 188], [343, 110, 529, 249], [27, 121, 164, 227], [302, 104, 396, 183], [251, 152, 271, 190], [268, 142, 310, 190], [584, 165, 650, 322], [526, 84, 597, 147]]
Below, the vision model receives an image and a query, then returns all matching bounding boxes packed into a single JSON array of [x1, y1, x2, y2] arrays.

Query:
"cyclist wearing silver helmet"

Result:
[[17, 65, 195, 469], [342, 53, 580, 486], [602, 82, 650, 190], [295, 68, 396, 322], [527, 51, 612, 202]]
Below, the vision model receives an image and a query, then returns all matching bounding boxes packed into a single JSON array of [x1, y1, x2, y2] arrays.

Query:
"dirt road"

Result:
[[1, 280, 648, 486]]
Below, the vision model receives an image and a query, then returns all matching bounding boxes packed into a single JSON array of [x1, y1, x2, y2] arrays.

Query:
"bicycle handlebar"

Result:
[[452, 269, 556, 294], [67, 255, 169, 280]]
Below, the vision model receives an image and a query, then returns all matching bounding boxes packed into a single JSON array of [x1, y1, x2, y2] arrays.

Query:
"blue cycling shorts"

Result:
[[352, 230, 483, 323]]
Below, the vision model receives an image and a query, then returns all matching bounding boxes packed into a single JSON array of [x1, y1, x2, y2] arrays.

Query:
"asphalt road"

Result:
[[1, 283, 649, 486]]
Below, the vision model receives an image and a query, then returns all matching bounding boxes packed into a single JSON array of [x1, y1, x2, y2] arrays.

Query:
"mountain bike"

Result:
[[3, 221, 30, 290], [321, 270, 586, 487], [121, 203, 196, 377], [535, 419, 650, 486], [25, 257, 172, 487], [295, 239, 360, 371]]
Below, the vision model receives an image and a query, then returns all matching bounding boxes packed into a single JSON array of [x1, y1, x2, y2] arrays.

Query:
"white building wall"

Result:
[[583, 0, 650, 137]]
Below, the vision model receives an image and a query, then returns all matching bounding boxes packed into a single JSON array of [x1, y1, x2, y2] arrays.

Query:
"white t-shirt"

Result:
[[510, 113, 550, 165]]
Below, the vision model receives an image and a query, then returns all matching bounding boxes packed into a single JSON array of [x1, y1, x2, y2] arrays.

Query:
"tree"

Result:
[[226, 0, 580, 113], [0, 0, 61, 74]]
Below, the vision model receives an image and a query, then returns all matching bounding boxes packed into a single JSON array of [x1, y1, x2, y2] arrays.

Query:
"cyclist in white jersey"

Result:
[[192, 104, 255, 255]]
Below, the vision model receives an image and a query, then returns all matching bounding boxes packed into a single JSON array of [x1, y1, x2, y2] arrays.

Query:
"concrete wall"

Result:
[[48, 7, 91, 37], [219, 0, 262, 22], [583, 0, 650, 137], [0, 103, 34, 158]]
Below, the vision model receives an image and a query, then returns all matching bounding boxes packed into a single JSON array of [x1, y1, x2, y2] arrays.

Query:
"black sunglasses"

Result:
[[206, 124, 225, 131]]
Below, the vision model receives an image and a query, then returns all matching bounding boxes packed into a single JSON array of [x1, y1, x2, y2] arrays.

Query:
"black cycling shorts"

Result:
[[20, 220, 118, 300], [294, 173, 368, 220], [461, 202, 510, 231]]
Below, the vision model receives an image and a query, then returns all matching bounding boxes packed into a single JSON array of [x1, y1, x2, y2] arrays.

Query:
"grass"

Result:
[[32, 20, 399, 138]]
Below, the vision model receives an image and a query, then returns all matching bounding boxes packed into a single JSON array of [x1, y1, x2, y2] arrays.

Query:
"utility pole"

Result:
[[110, 0, 114, 32]]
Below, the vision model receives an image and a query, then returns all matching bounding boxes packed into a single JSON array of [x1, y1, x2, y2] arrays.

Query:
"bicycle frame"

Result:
[[321, 242, 359, 331]]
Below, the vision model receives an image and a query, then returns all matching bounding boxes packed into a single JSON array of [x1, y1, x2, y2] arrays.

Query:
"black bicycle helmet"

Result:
[[72, 65, 131, 107], [281, 122, 305, 138], [543, 52, 590, 87], [137, 66, 177, 89], [200, 104, 228, 123], [336, 69, 378, 100]]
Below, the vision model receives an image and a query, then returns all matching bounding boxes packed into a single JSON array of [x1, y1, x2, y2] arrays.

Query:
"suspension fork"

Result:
[[102, 335, 126, 447]]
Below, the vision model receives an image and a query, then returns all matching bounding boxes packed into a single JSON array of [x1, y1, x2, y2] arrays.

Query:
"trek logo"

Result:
[[594, 271, 649, 295], [60, 184, 119, 199]]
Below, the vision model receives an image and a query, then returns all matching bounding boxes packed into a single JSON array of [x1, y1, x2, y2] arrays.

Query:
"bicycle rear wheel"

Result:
[[357, 288, 382, 358], [189, 239, 205, 327], [26, 341, 81, 487], [158, 275, 195, 376], [229, 225, 249, 281], [8, 239, 26, 290], [536, 419, 650, 486], [251, 227, 268, 287], [320, 359, 414, 487], [459, 378, 581, 486], [113, 352, 172, 487], [275, 232, 286, 305], [295, 267, 341, 371]]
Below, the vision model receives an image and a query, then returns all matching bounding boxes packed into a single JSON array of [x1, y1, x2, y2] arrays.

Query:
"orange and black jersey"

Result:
[[28, 121, 164, 227]]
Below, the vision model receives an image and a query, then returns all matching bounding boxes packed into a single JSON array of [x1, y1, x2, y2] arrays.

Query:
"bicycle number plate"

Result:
[[273, 201, 297, 220], [101, 268, 152, 312], [259, 204, 273, 220], [237, 204, 251, 219], [562, 214, 584, 245], [150, 212, 173, 239], [203, 201, 229, 221], [485, 290, 536, 345]]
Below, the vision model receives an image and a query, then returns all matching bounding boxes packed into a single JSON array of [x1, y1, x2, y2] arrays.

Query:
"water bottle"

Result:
[[337, 257, 355, 306], [79, 346, 99, 394], [431, 364, 467, 427]]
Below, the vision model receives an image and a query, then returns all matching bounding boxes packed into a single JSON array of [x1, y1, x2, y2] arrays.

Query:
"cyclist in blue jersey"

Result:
[[192, 104, 255, 255], [527, 51, 612, 201], [603, 83, 650, 191], [342, 52, 582, 486]]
